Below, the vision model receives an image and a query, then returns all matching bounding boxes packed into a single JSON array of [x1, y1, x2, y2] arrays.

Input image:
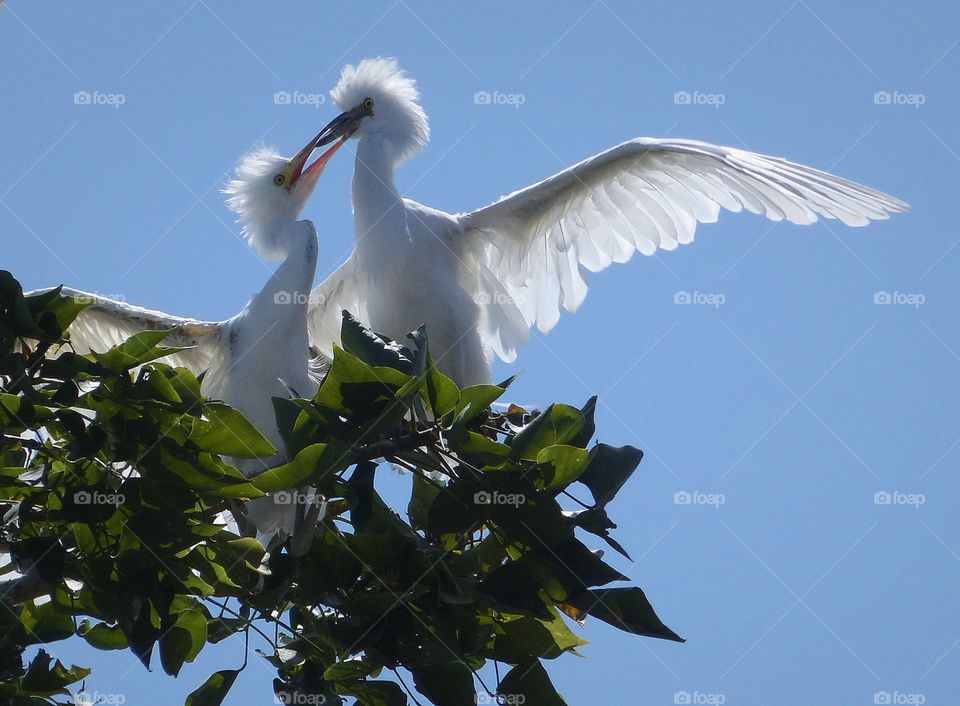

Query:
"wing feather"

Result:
[[33, 287, 225, 375], [305, 257, 367, 359], [459, 138, 907, 354]]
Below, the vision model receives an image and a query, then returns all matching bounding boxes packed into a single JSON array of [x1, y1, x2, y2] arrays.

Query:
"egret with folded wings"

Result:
[[31, 129, 349, 545]]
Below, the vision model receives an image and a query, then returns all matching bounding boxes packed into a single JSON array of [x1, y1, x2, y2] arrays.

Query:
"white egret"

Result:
[[307, 58, 908, 386], [32, 130, 348, 546]]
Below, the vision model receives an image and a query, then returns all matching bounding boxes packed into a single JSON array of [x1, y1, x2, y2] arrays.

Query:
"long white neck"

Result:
[[248, 219, 318, 327], [216, 218, 319, 416], [353, 135, 409, 270]]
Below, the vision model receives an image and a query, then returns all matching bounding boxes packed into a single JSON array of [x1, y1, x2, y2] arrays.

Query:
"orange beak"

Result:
[[288, 131, 347, 187]]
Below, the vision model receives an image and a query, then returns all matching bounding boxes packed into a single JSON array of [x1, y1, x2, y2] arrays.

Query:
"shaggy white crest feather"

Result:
[[331, 57, 429, 165], [223, 147, 301, 261]]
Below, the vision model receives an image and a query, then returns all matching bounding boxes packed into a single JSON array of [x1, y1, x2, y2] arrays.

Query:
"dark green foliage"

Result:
[[0, 271, 682, 705]]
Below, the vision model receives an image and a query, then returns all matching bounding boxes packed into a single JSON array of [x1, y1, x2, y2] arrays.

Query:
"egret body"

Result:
[[308, 58, 908, 386], [38, 131, 346, 545]]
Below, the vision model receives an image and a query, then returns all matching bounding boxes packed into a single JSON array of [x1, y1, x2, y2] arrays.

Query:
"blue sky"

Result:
[[2, 1, 958, 704]]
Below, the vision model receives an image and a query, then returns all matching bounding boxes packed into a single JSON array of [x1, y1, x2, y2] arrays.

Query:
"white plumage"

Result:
[[307, 58, 908, 383], [31, 131, 347, 546]]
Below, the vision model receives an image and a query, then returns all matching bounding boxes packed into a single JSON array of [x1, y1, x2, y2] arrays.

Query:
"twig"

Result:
[[352, 428, 438, 462]]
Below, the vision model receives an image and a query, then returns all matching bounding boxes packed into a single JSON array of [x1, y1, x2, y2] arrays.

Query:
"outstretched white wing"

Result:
[[34, 287, 226, 375], [306, 257, 368, 358], [458, 138, 908, 361]]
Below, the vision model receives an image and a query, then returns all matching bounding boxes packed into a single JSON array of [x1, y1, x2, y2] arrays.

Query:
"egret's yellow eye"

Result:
[[362, 97, 374, 111], [274, 174, 286, 186]]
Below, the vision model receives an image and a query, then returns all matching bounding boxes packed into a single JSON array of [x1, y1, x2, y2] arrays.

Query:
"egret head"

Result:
[[318, 57, 429, 166], [223, 132, 345, 260]]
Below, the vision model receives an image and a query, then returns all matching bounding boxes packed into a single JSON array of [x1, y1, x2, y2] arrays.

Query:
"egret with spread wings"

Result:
[[308, 58, 908, 386], [31, 130, 348, 545]]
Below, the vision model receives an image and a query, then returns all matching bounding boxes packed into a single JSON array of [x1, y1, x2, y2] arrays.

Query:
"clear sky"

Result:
[[2, 1, 958, 704]]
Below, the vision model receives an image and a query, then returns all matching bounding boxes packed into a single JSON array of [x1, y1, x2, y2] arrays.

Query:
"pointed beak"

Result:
[[288, 130, 346, 187], [315, 104, 372, 146]]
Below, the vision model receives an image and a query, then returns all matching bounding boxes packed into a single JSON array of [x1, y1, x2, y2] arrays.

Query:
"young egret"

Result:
[[307, 58, 908, 386], [33, 129, 348, 546]]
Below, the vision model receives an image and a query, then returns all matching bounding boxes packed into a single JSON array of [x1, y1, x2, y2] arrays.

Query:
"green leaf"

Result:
[[534, 538, 628, 594], [454, 384, 506, 423], [20, 600, 75, 645], [340, 311, 414, 372], [510, 397, 596, 461], [410, 661, 476, 706], [186, 669, 240, 706], [489, 614, 586, 662], [565, 507, 631, 560], [159, 609, 207, 676], [578, 444, 642, 508], [535, 445, 590, 490], [350, 681, 407, 706], [78, 620, 129, 650], [449, 430, 511, 468], [314, 346, 415, 424], [220, 536, 267, 569], [249, 443, 332, 493], [19, 650, 90, 697], [480, 559, 552, 620], [29, 287, 89, 340], [407, 471, 442, 532], [567, 587, 684, 642], [323, 659, 375, 681], [497, 658, 566, 706], [189, 402, 277, 458]]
